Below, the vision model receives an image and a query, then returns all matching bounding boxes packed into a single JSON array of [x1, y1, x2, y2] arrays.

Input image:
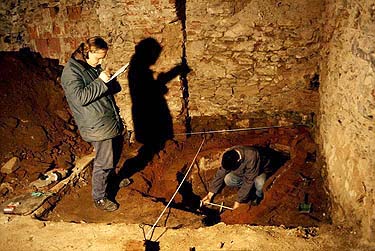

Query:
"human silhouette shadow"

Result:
[[118, 37, 189, 179]]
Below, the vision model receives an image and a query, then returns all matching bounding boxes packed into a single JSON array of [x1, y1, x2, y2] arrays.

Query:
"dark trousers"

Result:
[[91, 136, 123, 201]]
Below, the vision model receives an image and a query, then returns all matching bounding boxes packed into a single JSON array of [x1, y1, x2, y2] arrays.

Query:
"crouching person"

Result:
[[202, 145, 286, 210]]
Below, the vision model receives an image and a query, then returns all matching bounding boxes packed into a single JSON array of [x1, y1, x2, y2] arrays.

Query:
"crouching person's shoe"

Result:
[[119, 178, 132, 188], [250, 195, 263, 206], [94, 197, 119, 212]]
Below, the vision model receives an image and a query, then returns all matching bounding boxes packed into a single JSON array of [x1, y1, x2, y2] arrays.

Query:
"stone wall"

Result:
[[319, 0, 375, 243], [0, 0, 322, 133], [186, 1, 322, 120]]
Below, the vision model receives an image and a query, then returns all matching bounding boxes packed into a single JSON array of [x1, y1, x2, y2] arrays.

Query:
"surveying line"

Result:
[[145, 138, 206, 240], [175, 124, 308, 136]]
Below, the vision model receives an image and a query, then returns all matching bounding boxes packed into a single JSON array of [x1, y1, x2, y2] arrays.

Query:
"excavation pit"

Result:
[[0, 51, 330, 233], [44, 127, 330, 229]]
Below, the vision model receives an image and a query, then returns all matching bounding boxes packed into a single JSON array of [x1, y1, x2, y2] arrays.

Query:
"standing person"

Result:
[[202, 145, 287, 210], [61, 36, 124, 212]]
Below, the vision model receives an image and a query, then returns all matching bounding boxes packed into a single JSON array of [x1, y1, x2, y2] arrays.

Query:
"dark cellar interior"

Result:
[[0, 0, 374, 250]]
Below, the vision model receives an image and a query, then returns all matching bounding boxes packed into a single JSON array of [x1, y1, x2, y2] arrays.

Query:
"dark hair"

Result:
[[71, 36, 108, 62], [221, 149, 241, 170]]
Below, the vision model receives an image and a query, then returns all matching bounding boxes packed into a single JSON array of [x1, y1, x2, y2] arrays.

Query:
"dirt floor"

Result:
[[0, 213, 367, 251], [0, 50, 92, 202], [0, 50, 373, 251], [46, 127, 329, 229]]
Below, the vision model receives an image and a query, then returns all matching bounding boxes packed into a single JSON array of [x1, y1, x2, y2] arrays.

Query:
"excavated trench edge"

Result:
[[31, 127, 329, 237]]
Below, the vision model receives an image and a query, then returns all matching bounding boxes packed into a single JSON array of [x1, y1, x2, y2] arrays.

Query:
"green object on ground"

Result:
[[298, 193, 312, 213], [31, 192, 44, 197]]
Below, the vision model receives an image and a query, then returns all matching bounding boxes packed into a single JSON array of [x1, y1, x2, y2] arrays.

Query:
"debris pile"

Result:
[[0, 50, 91, 204]]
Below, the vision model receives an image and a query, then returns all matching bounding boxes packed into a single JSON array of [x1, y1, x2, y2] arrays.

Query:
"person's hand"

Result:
[[201, 192, 214, 205], [233, 201, 241, 210], [179, 62, 191, 75], [99, 70, 111, 83]]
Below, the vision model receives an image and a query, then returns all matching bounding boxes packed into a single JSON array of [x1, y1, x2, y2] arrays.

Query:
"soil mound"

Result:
[[0, 50, 91, 202]]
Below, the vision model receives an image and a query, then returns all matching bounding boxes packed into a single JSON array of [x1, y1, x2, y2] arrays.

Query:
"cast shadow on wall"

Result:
[[119, 37, 190, 178]]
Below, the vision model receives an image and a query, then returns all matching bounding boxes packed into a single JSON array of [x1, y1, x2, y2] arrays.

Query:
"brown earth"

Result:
[[0, 51, 372, 251], [0, 49, 92, 204], [47, 126, 330, 229]]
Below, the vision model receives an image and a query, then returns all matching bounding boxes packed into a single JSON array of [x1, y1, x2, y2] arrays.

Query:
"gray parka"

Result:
[[61, 58, 123, 142]]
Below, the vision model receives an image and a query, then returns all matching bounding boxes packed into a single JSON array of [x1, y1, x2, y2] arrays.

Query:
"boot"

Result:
[[94, 197, 119, 212]]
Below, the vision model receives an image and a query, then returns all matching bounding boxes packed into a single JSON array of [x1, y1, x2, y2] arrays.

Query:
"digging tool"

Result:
[[200, 200, 233, 212]]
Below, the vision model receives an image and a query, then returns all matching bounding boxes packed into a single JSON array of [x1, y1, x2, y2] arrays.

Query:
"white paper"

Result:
[[106, 63, 129, 83]]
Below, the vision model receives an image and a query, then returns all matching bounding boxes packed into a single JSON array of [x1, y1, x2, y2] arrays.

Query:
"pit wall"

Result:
[[319, 0, 375, 243], [0, 0, 322, 132]]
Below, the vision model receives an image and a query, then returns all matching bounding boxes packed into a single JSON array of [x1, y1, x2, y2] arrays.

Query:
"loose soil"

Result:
[[47, 127, 330, 230], [0, 50, 92, 204]]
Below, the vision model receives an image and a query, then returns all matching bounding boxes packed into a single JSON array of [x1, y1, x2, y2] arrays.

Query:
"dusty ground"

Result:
[[47, 128, 329, 229], [0, 213, 367, 251], [0, 51, 373, 251]]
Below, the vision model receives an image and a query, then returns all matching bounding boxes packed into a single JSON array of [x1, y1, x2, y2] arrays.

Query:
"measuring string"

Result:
[[174, 124, 306, 136], [145, 137, 205, 240]]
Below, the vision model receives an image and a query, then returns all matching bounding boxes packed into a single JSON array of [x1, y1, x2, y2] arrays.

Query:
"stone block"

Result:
[[48, 38, 61, 55], [1, 157, 20, 174], [224, 23, 253, 38], [27, 26, 38, 39], [49, 6, 59, 19], [66, 6, 82, 20], [35, 38, 48, 56], [52, 22, 61, 35]]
